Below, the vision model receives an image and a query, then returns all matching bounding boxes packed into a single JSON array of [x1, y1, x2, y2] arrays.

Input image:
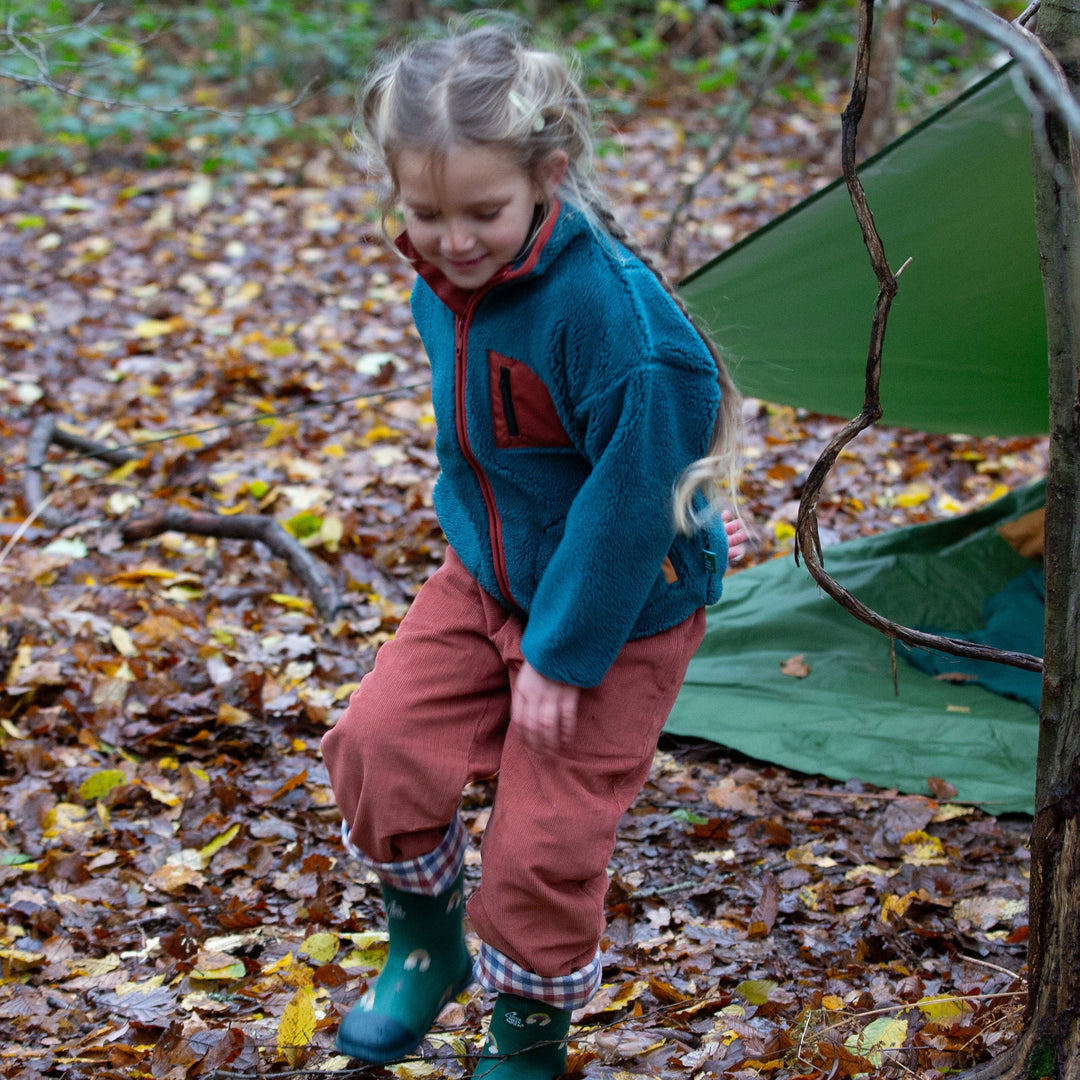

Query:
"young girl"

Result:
[[321, 22, 746, 1078]]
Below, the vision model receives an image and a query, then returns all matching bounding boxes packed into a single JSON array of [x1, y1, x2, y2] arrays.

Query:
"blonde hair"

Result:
[[357, 21, 742, 535]]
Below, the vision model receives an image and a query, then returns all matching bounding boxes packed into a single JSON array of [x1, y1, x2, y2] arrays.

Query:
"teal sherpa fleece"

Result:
[[400, 202, 727, 688]]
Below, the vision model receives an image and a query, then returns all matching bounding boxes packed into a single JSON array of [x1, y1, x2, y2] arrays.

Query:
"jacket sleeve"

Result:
[[519, 357, 721, 687]]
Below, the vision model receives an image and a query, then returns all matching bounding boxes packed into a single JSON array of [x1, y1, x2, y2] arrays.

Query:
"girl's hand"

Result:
[[512, 660, 581, 755], [722, 509, 750, 565]]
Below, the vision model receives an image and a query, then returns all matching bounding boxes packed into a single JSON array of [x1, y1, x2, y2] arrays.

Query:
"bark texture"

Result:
[[1022, 0, 1080, 1072]]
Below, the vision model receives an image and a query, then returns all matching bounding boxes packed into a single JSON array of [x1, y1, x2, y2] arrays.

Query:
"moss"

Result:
[[1027, 1033, 1058, 1080]]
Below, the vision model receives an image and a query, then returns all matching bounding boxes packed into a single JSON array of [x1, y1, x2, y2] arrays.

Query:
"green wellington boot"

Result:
[[473, 992, 572, 1079], [337, 871, 472, 1062]]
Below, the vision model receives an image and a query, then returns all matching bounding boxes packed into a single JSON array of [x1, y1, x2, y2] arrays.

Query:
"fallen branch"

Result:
[[122, 509, 343, 621], [25, 415, 138, 530], [793, 0, 1044, 676], [22, 415, 345, 621]]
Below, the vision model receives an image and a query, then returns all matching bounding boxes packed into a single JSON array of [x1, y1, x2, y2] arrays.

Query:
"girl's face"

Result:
[[396, 145, 566, 290]]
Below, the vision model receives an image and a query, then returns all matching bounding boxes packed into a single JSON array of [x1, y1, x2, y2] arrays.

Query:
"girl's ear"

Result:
[[536, 150, 569, 200]]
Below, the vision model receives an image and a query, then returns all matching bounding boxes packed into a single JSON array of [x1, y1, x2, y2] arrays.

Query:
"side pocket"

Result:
[[489, 351, 573, 450]]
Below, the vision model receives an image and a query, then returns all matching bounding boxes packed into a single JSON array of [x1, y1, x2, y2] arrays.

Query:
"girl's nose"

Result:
[[442, 219, 474, 255]]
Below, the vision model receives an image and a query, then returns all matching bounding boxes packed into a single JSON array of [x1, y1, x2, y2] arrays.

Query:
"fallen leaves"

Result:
[[0, 84, 1044, 1080]]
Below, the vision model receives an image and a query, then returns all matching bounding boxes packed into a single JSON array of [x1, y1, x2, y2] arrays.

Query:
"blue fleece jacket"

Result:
[[400, 201, 727, 688]]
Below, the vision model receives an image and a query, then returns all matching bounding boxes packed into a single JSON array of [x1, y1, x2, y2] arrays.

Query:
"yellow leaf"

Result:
[[0, 947, 45, 969], [387, 1063, 438, 1079], [844, 1016, 908, 1066], [42, 803, 92, 838], [822, 994, 845, 1011], [107, 459, 140, 482], [131, 317, 184, 338], [773, 521, 796, 542], [73, 953, 122, 977], [262, 951, 295, 976], [110, 625, 139, 658], [916, 995, 973, 1022], [217, 703, 251, 726], [270, 593, 313, 612], [895, 482, 932, 508], [880, 890, 923, 923], [901, 830, 948, 864], [199, 823, 241, 865], [190, 960, 246, 981], [225, 280, 263, 308], [1, 719, 27, 740], [263, 338, 296, 357], [78, 768, 128, 802], [299, 932, 340, 965], [340, 932, 389, 972], [142, 781, 181, 808], [360, 424, 402, 447], [334, 682, 362, 702], [111, 565, 178, 583], [261, 418, 300, 447], [5, 312, 34, 330], [320, 515, 344, 552], [735, 978, 777, 1005], [278, 985, 317, 1050]]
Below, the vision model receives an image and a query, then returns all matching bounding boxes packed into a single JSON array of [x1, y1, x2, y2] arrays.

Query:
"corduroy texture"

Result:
[[400, 200, 727, 689], [321, 547, 705, 977]]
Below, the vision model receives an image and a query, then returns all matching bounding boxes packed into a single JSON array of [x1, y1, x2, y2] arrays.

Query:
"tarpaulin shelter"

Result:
[[667, 63, 1047, 813]]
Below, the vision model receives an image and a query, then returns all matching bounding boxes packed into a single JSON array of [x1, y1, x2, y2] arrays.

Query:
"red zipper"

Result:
[[455, 295, 518, 611], [442, 204, 561, 614]]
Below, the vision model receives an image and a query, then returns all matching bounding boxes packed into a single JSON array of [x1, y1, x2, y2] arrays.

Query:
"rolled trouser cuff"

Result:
[[475, 940, 601, 1010], [340, 811, 467, 896]]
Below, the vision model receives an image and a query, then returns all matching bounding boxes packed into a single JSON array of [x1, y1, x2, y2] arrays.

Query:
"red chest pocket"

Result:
[[489, 351, 573, 450]]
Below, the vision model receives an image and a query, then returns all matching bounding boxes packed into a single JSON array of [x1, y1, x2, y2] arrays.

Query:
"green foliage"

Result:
[[0, 0, 383, 169], [0, 0, 1010, 171]]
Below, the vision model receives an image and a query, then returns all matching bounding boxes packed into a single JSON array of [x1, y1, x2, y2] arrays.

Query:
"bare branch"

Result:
[[793, 0, 1044, 676], [1017, 0, 1042, 27], [0, 8, 320, 119], [661, 1, 801, 255]]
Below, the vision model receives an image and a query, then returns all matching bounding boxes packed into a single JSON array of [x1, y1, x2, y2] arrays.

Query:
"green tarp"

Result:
[[680, 63, 1047, 436], [670, 68, 1048, 812], [667, 484, 1044, 814]]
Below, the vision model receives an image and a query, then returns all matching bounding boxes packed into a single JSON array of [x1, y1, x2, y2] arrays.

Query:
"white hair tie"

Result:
[[508, 89, 545, 132]]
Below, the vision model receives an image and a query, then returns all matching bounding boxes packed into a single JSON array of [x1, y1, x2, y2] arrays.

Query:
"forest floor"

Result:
[[0, 81, 1046, 1080]]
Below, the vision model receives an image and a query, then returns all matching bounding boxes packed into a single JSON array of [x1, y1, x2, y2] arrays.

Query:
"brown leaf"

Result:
[[780, 654, 810, 678], [927, 776, 958, 800]]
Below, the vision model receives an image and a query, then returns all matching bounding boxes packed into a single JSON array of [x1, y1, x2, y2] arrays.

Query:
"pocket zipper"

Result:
[[499, 366, 520, 438]]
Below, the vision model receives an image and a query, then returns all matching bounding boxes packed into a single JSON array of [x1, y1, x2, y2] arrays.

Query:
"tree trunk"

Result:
[[991, 3, 1080, 1076], [1028, 0, 1080, 1059], [862, 0, 908, 154]]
